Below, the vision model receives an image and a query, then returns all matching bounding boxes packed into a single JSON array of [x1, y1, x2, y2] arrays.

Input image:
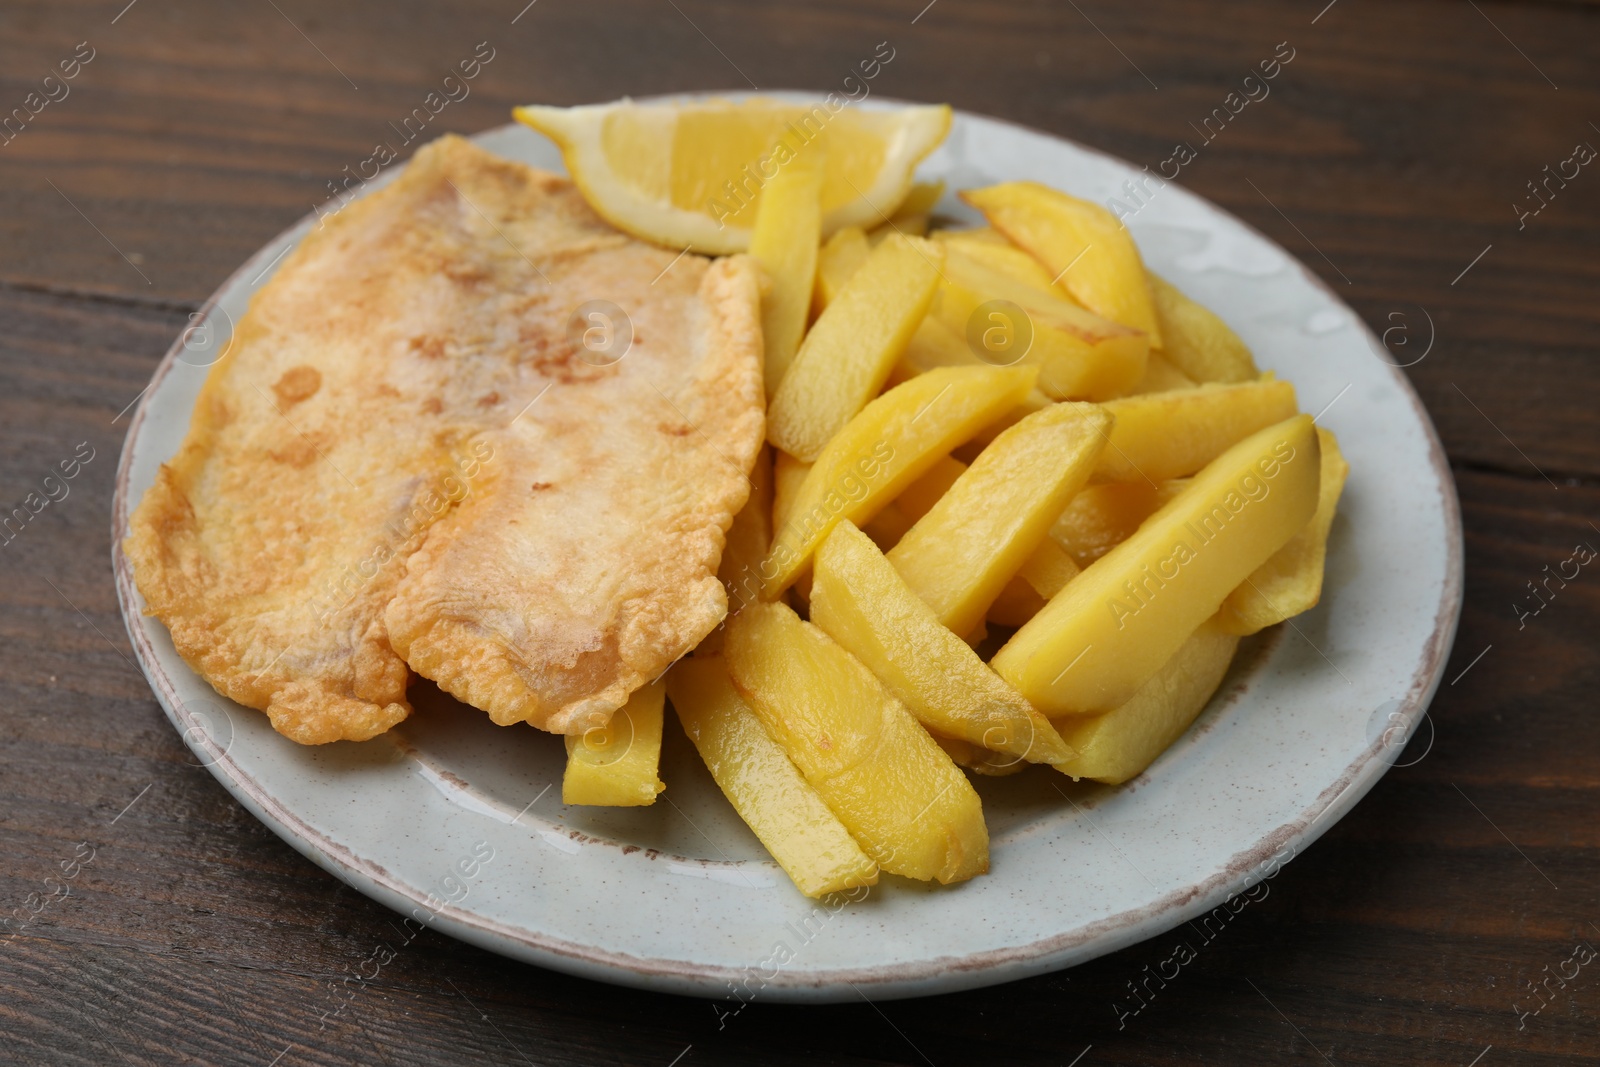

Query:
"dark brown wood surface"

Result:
[[2, 1, 1597, 1064]]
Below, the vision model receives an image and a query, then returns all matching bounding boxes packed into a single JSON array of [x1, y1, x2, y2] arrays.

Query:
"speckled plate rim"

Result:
[[112, 95, 1463, 1002]]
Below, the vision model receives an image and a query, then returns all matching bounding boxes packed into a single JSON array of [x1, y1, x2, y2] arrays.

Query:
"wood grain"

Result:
[[1, 1, 1598, 1064]]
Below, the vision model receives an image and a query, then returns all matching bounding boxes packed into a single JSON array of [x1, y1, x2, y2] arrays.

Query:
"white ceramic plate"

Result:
[[113, 97, 1462, 1002]]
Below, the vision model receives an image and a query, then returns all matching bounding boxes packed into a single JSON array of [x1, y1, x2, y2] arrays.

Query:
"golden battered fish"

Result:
[[127, 135, 764, 743]]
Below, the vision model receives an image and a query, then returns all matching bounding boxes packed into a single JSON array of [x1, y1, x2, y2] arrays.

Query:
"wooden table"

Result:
[[3, 1, 1597, 1063]]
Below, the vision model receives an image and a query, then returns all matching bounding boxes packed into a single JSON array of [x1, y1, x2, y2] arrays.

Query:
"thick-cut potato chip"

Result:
[[860, 502, 913, 551], [1054, 617, 1240, 783], [932, 246, 1148, 400], [893, 455, 968, 522], [963, 181, 1162, 346], [1148, 273, 1257, 383], [769, 233, 944, 461], [811, 521, 1075, 767], [725, 601, 988, 884], [1131, 352, 1196, 395], [771, 449, 811, 533], [702, 445, 774, 651], [814, 225, 871, 314], [668, 657, 878, 897], [1051, 479, 1189, 568], [962, 388, 1056, 456], [1219, 427, 1349, 634], [858, 455, 965, 552], [933, 228, 1060, 291], [751, 151, 824, 397], [988, 575, 1047, 627], [888, 402, 1110, 638], [988, 541, 1080, 628], [886, 316, 973, 388], [562, 682, 666, 806], [759, 365, 1038, 598], [993, 415, 1320, 716], [1096, 378, 1298, 483], [1018, 538, 1081, 599], [933, 731, 1032, 776]]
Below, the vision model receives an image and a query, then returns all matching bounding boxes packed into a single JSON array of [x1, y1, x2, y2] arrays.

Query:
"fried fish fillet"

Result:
[[126, 135, 764, 744]]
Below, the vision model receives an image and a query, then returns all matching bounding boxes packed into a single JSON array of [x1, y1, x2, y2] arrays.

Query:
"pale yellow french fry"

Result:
[[1018, 538, 1081, 599], [771, 449, 811, 534], [759, 365, 1039, 598], [890, 315, 980, 385], [963, 181, 1163, 346], [1054, 617, 1240, 783], [892, 454, 967, 522], [667, 657, 878, 897], [750, 150, 824, 398], [866, 181, 945, 242], [936, 225, 1010, 246], [814, 225, 870, 314], [864, 454, 960, 547], [988, 541, 1080, 628], [942, 244, 1070, 307], [992, 415, 1320, 716], [988, 576, 1046, 627], [701, 446, 774, 653], [933, 228, 1060, 291], [1131, 352, 1196, 395], [931, 732, 978, 765], [722, 444, 773, 585], [1051, 479, 1188, 568], [860, 502, 914, 551], [1219, 427, 1349, 634], [811, 521, 1076, 767], [1149, 273, 1257, 383], [770, 449, 815, 606], [562, 681, 666, 806], [768, 234, 944, 461], [933, 730, 1031, 776], [963, 388, 1055, 453], [1095, 377, 1298, 483], [888, 402, 1110, 638], [932, 247, 1148, 400], [725, 601, 988, 884], [889, 317, 1114, 445], [891, 252, 1147, 403]]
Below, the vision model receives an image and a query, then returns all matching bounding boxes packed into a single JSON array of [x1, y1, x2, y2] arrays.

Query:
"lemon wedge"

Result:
[[516, 98, 952, 254]]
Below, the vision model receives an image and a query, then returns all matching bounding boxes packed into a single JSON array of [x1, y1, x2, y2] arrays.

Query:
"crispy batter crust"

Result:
[[385, 254, 765, 734], [384, 254, 764, 735], [126, 135, 763, 743]]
